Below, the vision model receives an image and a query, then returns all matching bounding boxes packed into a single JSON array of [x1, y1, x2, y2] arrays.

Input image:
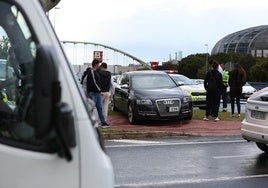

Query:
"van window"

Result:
[[0, 2, 52, 152]]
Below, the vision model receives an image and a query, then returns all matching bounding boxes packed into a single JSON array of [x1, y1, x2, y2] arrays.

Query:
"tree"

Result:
[[178, 52, 268, 82], [179, 54, 206, 78], [250, 59, 268, 82]]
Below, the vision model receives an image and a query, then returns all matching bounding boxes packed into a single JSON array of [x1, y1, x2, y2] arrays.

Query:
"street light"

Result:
[[53, 7, 60, 30], [204, 44, 208, 73]]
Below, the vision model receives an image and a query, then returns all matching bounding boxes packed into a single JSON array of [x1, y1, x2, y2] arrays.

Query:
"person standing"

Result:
[[80, 67, 90, 94], [228, 63, 246, 118], [87, 59, 110, 128], [219, 63, 229, 112], [203, 60, 223, 121], [99, 62, 114, 120]]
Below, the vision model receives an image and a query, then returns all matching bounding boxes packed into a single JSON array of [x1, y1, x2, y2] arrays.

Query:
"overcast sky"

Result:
[[51, 0, 268, 64]]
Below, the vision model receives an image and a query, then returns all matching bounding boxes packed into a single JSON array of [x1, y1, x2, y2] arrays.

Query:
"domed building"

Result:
[[211, 25, 268, 57]]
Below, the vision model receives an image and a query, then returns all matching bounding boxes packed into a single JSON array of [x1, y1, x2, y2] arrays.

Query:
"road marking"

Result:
[[114, 174, 268, 187], [213, 154, 253, 159], [111, 139, 166, 144], [106, 139, 246, 148]]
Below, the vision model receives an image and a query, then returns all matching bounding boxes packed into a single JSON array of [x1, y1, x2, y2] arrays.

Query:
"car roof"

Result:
[[126, 70, 167, 75]]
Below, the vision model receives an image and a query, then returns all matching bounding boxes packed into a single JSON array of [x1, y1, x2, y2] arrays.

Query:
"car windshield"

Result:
[[131, 74, 177, 89], [170, 74, 196, 85], [245, 82, 251, 86]]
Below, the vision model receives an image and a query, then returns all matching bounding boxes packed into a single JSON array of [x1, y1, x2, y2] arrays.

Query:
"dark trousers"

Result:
[[221, 86, 227, 109], [206, 90, 221, 117], [230, 96, 241, 114]]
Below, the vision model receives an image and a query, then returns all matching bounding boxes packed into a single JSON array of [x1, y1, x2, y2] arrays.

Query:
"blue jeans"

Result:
[[88, 92, 107, 124]]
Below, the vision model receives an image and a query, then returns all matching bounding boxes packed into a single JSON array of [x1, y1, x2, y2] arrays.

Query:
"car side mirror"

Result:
[[33, 45, 76, 161], [33, 45, 58, 138]]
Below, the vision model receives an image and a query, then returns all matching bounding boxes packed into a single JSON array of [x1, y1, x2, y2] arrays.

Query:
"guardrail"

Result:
[[248, 82, 268, 91]]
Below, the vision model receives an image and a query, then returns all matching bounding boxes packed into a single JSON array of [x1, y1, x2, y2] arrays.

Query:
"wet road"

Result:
[[106, 136, 268, 188]]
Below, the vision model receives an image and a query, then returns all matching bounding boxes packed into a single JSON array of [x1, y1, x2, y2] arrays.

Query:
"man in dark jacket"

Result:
[[87, 59, 110, 128], [203, 60, 224, 121], [99, 62, 114, 120]]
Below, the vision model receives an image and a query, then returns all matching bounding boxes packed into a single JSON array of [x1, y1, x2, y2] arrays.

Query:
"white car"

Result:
[[227, 82, 257, 102], [169, 74, 206, 109], [241, 86, 268, 152]]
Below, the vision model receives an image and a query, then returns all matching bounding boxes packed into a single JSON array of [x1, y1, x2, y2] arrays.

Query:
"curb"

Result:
[[102, 116, 242, 139]]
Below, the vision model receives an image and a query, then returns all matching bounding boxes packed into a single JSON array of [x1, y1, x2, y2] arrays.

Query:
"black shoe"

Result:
[[101, 123, 110, 128]]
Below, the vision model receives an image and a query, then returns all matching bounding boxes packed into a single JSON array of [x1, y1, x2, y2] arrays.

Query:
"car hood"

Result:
[[180, 84, 205, 92], [243, 85, 257, 93], [133, 87, 187, 99], [248, 86, 268, 101]]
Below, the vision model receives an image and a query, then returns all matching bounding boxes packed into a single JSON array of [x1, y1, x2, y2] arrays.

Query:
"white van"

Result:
[[0, 0, 114, 187]]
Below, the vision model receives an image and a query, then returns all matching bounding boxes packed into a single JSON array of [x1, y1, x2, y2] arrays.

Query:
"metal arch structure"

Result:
[[61, 40, 152, 70]]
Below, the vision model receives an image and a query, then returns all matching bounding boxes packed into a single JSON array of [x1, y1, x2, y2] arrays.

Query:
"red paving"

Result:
[[106, 115, 242, 137]]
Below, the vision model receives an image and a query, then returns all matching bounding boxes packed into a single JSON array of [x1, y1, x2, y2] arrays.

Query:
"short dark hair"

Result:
[[100, 62, 107, 69], [211, 60, 219, 70], [92, 58, 100, 67]]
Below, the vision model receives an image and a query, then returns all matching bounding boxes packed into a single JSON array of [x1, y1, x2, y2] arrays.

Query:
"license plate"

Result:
[[197, 98, 206, 101], [169, 106, 179, 112], [251, 110, 265, 120]]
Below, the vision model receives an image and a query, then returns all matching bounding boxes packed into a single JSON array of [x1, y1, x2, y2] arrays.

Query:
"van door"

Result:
[[0, 1, 79, 187]]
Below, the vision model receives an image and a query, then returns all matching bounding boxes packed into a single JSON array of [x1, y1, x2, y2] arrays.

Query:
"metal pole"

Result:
[[205, 44, 208, 73], [53, 7, 60, 30]]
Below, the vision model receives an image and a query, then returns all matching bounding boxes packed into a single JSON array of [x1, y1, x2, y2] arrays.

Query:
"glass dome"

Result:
[[211, 25, 268, 57]]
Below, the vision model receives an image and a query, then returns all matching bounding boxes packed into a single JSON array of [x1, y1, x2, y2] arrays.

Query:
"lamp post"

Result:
[[53, 7, 60, 30], [204, 44, 208, 73]]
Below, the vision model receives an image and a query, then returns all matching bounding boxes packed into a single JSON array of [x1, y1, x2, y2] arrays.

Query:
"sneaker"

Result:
[[214, 117, 220, 121], [237, 114, 241, 118], [101, 123, 110, 128], [231, 114, 235, 117], [203, 117, 209, 121], [222, 109, 227, 112]]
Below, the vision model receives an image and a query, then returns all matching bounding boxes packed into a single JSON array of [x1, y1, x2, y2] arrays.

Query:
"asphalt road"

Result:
[[106, 136, 268, 188]]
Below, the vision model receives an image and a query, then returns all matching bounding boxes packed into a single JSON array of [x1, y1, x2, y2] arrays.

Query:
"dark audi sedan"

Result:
[[112, 71, 193, 124]]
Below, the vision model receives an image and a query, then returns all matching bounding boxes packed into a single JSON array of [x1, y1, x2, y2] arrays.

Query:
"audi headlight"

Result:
[[136, 99, 152, 105], [184, 89, 191, 95], [182, 96, 191, 103]]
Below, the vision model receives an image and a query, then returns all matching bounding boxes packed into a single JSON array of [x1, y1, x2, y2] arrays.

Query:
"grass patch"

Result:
[[193, 108, 244, 121]]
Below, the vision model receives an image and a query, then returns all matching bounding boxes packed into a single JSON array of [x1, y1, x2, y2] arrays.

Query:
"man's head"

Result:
[[220, 63, 225, 69], [210, 60, 219, 70], [92, 58, 100, 70], [100, 62, 107, 70]]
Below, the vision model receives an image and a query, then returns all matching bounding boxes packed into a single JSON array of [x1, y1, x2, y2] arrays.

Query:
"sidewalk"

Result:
[[102, 115, 242, 139]]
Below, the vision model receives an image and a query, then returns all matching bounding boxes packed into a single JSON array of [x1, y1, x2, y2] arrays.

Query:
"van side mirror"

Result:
[[33, 46, 76, 161], [33, 45, 57, 138]]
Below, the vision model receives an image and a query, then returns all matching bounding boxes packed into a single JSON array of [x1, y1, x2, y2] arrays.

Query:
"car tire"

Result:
[[256, 142, 268, 152], [128, 103, 138, 124]]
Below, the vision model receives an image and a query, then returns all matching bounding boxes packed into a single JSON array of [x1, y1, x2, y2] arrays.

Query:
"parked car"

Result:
[[226, 82, 257, 102], [112, 71, 193, 124], [170, 74, 206, 109], [241, 86, 268, 152], [191, 79, 204, 85]]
